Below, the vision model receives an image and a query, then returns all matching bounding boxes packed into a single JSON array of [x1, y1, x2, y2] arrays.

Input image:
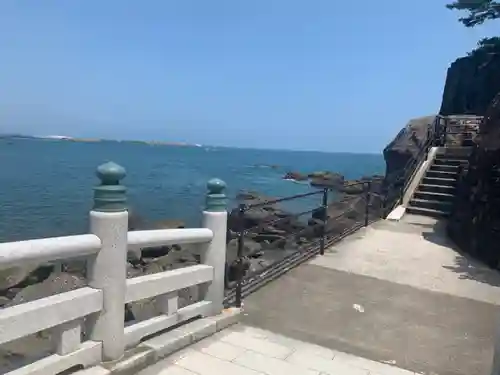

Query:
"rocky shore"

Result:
[[0, 170, 385, 308]]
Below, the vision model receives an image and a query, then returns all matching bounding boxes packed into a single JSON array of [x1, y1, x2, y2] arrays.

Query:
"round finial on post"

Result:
[[93, 161, 127, 212], [205, 178, 227, 212]]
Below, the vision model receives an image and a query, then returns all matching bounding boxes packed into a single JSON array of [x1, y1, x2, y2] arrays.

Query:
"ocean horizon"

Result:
[[0, 138, 385, 242]]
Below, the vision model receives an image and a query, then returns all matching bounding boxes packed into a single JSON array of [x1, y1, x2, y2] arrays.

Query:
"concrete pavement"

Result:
[[241, 216, 500, 375]]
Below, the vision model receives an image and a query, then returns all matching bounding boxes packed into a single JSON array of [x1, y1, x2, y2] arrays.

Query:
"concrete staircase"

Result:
[[407, 150, 469, 218]]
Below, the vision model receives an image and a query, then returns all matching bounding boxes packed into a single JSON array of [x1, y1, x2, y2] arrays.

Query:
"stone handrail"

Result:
[[127, 228, 213, 250], [0, 234, 101, 268], [0, 162, 228, 375]]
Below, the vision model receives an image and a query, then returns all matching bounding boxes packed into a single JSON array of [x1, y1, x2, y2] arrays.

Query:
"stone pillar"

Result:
[[201, 178, 228, 315], [86, 162, 128, 361]]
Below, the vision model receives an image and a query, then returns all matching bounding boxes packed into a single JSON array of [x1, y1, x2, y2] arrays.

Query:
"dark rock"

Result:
[[283, 171, 308, 181], [151, 219, 186, 229], [260, 225, 287, 235], [308, 171, 331, 178], [439, 40, 500, 268], [61, 259, 87, 276], [137, 219, 186, 258], [145, 249, 198, 270], [226, 238, 262, 264], [225, 259, 251, 284], [247, 258, 275, 275], [227, 191, 284, 232], [339, 181, 366, 195], [447, 92, 500, 268], [140, 245, 171, 259], [126, 262, 144, 278], [440, 38, 500, 116], [382, 116, 434, 210], [7, 272, 86, 307], [0, 266, 38, 292], [310, 172, 344, 189], [235, 191, 275, 207], [252, 234, 287, 243], [4, 288, 22, 300]]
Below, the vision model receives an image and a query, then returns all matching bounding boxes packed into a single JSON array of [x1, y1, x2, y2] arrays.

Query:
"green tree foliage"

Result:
[[447, 0, 500, 27], [468, 37, 500, 55]]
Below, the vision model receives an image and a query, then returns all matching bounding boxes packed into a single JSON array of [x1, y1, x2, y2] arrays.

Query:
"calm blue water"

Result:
[[0, 139, 384, 242]]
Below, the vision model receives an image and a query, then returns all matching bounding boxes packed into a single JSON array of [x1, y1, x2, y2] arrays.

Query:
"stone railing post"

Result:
[[201, 178, 228, 315], [87, 162, 128, 361]]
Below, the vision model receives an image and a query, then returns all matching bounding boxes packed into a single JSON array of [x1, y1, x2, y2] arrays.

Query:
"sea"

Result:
[[0, 138, 385, 242]]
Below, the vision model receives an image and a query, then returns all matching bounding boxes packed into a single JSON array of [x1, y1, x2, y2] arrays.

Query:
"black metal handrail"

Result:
[[224, 114, 484, 308], [383, 118, 438, 216], [226, 179, 384, 308], [384, 115, 484, 216]]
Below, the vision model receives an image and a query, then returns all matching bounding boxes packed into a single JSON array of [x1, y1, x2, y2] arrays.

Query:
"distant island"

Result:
[[0, 133, 202, 147]]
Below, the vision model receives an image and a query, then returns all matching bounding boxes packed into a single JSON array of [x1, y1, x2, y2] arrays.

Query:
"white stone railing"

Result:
[[0, 162, 228, 375]]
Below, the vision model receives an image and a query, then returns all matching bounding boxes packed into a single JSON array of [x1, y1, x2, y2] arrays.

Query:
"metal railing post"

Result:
[[442, 117, 448, 147], [319, 188, 328, 255], [364, 181, 371, 227], [235, 204, 245, 308]]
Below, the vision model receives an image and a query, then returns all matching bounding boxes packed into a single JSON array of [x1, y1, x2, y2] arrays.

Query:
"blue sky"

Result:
[[0, 1, 499, 153]]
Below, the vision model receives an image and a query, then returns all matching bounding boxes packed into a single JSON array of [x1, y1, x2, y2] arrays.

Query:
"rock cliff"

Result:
[[447, 92, 500, 268], [442, 38, 500, 268], [382, 116, 434, 210], [440, 37, 500, 115]]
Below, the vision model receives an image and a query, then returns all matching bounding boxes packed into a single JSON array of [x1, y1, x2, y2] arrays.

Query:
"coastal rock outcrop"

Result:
[[440, 38, 500, 116], [283, 171, 308, 181], [309, 172, 344, 189], [437, 39, 500, 268], [382, 115, 434, 209]]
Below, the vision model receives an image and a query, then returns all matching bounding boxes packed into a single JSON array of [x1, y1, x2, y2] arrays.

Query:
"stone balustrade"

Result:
[[0, 162, 231, 375]]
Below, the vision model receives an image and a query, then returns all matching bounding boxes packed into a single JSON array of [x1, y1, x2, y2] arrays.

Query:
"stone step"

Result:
[[409, 198, 453, 211], [426, 170, 457, 179], [433, 158, 467, 166], [406, 206, 450, 218], [430, 164, 459, 172], [436, 152, 469, 159], [418, 183, 456, 194], [413, 190, 455, 202], [422, 176, 457, 187]]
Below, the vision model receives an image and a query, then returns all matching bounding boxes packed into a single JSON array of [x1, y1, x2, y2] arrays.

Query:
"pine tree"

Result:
[[447, 0, 500, 27]]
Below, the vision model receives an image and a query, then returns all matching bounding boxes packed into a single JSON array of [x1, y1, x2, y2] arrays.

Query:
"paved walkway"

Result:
[[138, 324, 415, 375], [241, 216, 500, 375], [137, 215, 500, 375]]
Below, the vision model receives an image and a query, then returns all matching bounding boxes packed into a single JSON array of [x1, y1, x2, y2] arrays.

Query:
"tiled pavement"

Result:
[[137, 324, 416, 375]]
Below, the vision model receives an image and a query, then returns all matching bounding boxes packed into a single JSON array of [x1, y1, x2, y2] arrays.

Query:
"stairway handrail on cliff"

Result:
[[440, 114, 482, 146], [384, 116, 440, 215], [0, 163, 229, 375]]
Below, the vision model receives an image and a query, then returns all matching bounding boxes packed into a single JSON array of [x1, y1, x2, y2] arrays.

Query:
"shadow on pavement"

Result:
[[421, 218, 500, 287]]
